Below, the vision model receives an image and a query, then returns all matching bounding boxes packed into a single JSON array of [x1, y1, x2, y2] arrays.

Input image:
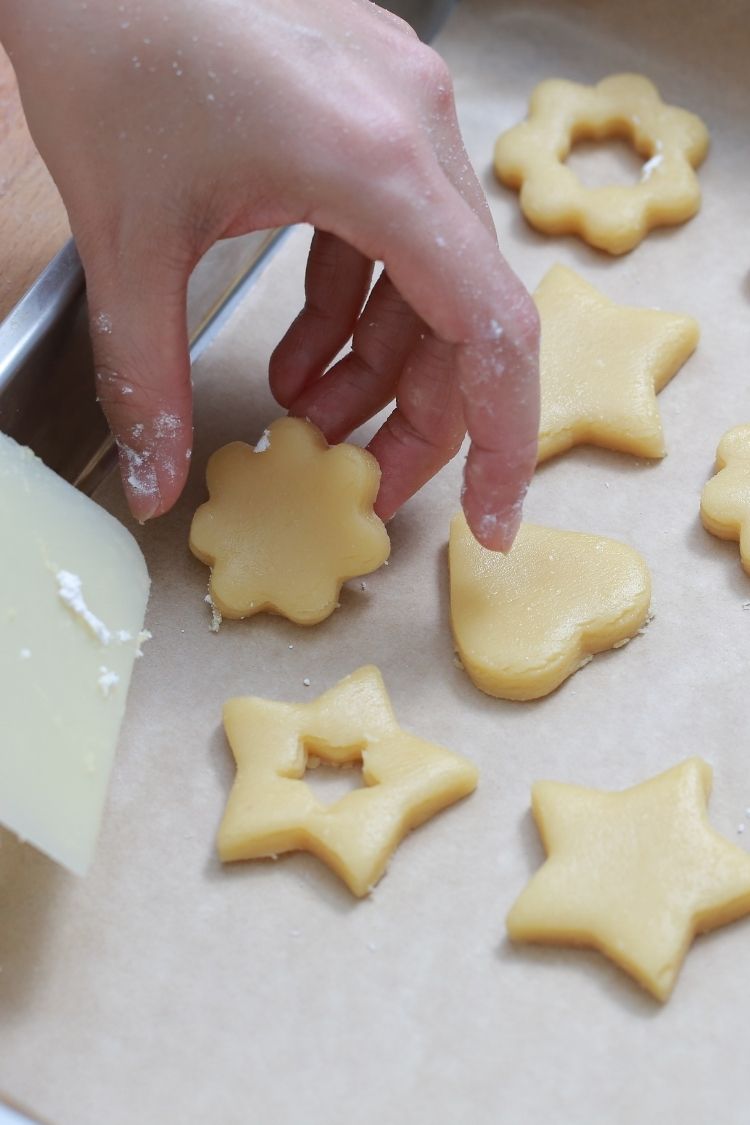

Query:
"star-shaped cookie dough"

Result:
[[494, 73, 709, 254], [507, 758, 750, 1001], [218, 666, 478, 896], [449, 514, 651, 700], [189, 417, 390, 625], [700, 425, 750, 572], [534, 264, 699, 463]]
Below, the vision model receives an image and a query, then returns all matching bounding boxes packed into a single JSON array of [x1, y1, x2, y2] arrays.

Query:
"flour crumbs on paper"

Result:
[[205, 590, 223, 633]]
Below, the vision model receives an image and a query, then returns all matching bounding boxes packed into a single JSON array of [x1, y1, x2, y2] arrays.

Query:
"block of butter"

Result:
[[0, 433, 150, 874]]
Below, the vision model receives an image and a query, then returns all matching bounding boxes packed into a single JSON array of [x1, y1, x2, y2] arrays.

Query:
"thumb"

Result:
[[82, 236, 193, 522]]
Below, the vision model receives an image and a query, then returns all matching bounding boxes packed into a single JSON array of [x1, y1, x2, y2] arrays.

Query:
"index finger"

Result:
[[323, 156, 539, 550]]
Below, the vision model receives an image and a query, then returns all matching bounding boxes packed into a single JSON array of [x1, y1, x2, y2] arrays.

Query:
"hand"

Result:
[[2, 0, 539, 549]]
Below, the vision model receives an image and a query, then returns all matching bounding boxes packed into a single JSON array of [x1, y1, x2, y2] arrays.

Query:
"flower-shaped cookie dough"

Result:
[[189, 417, 390, 625], [700, 425, 750, 573], [449, 515, 651, 701], [494, 74, 709, 254], [218, 666, 478, 896], [535, 264, 699, 463], [507, 758, 750, 1001]]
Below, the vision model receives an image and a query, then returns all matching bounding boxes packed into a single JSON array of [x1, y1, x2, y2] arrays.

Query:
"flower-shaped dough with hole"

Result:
[[507, 758, 750, 1001], [218, 666, 478, 896], [189, 417, 390, 625], [449, 515, 651, 701], [700, 425, 750, 572], [534, 264, 699, 463], [494, 74, 709, 254]]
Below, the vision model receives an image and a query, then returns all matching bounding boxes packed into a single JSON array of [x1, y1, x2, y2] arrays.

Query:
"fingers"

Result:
[[287, 271, 420, 442], [431, 122, 541, 549], [368, 332, 465, 521], [81, 235, 193, 522], [269, 230, 373, 408], [323, 156, 539, 550]]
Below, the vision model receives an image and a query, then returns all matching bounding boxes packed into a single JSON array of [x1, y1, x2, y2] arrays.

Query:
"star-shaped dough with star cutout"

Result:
[[700, 425, 750, 573], [494, 73, 709, 254], [507, 758, 750, 1001], [189, 417, 390, 625], [218, 666, 478, 896], [534, 264, 699, 464]]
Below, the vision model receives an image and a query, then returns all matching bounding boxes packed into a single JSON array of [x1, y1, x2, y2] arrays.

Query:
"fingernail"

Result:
[[474, 504, 522, 552]]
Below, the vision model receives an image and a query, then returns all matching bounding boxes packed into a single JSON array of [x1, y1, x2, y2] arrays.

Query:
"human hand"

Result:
[[2, 0, 539, 549]]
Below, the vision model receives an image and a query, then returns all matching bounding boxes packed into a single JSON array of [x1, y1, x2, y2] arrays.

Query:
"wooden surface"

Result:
[[0, 45, 70, 322]]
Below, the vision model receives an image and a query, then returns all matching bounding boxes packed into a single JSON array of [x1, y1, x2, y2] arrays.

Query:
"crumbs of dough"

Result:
[[205, 590, 223, 632]]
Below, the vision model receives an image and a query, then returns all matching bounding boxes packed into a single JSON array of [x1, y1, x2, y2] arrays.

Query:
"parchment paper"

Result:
[[3, 1, 750, 1121]]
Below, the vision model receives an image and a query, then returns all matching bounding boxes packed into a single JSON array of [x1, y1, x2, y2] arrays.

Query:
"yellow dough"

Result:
[[700, 425, 750, 573], [494, 73, 709, 254], [449, 515, 651, 701], [535, 264, 699, 463], [507, 758, 750, 1002], [189, 417, 390, 625], [218, 666, 478, 896]]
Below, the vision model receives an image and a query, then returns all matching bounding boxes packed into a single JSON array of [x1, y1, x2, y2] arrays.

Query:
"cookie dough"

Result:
[[189, 417, 390, 625], [494, 73, 709, 254], [700, 425, 750, 572], [535, 264, 699, 463], [449, 514, 651, 701], [218, 666, 479, 896], [507, 758, 750, 1002]]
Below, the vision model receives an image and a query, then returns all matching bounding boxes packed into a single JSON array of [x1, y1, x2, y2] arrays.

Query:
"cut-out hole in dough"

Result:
[[566, 136, 645, 189], [304, 759, 364, 806]]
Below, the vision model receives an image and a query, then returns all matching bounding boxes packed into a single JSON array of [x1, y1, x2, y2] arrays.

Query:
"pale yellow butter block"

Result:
[[507, 758, 750, 1001], [0, 433, 150, 874], [700, 425, 750, 572], [535, 264, 699, 463], [218, 666, 478, 896], [190, 417, 390, 626], [449, 515, 651, 701]]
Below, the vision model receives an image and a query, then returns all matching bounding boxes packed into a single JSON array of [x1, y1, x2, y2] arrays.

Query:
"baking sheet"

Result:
[[3, 1, 750, 1121]]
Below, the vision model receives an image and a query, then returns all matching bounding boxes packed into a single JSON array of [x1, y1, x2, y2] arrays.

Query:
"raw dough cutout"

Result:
[[507, 758, 750, 1001], [449, 515, 651, 701], [535, 264, 699, 463], [700, 425, 750, 573], [494, 74, 709, 254], [189, 417, 390, 625], [218, 666, 478, 896]]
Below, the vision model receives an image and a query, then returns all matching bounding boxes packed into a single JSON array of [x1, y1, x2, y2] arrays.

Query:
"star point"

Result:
[[507, 757, 750, 1001]]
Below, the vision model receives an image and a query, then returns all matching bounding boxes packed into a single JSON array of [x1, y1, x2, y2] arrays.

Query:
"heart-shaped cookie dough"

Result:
[[449, 516, 651, 701]]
